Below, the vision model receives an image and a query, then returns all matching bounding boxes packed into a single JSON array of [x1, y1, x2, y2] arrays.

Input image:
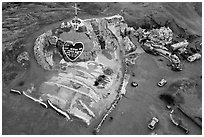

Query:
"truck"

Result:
[[171, 40, 189, 51], [187, 53, 201, 62]]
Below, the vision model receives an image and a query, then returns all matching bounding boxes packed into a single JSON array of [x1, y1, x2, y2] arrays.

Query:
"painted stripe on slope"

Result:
[[10, 89, 22, 95], [22, 91, 48, 108], [47, 99, 71, 120]]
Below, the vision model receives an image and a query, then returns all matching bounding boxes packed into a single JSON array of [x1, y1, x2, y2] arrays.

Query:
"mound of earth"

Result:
[[17, 15, 136, 125]]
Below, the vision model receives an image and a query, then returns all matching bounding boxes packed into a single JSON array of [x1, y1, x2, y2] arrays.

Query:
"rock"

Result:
[[34, 33, 52, 71], [123, 36, 137, 55], [103, 67, 114, 75], [17, 51, 29, 62], [125, 53, 140, 65], [16, 51, 30, 69], [34, 32, 61, 71]]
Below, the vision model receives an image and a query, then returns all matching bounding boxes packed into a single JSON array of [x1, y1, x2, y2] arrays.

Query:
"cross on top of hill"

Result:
[[72, 3, 81, 18]]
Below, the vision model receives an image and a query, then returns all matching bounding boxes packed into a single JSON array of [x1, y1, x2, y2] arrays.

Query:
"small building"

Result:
[[70, 17, 84, 31]]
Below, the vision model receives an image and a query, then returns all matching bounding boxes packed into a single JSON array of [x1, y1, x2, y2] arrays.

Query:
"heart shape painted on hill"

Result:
[[63, 41, 84, 61]]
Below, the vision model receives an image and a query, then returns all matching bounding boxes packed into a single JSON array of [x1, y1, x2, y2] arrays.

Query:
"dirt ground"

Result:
[[2, 2, 202, 135], [94, 53, 202, 135], [3, 51, 201, 135]]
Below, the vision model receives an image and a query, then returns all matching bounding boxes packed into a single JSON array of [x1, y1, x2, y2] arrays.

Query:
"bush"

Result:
[[159, 93, 175, 105]]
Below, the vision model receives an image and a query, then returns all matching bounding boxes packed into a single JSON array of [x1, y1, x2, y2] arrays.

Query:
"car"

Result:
[[148, 117, 159, 130], [131, 82, 138, 87], [157, 79, 167, 87]]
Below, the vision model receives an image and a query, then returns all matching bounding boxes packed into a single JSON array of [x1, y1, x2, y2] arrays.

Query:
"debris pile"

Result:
[[135, 27, 173, 46], [148, 27, 173, 46], [135, 26, 174, 56], [136, 26, 202, 70], [135, 26, 202, 71]]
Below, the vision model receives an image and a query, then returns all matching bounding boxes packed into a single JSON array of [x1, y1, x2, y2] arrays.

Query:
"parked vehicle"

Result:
[[148, 117, 159, 130], [171, 40, 189, 51], [131, 82, 138, 87], [157, 79, 167, 87], [187, 53, 201, 62]]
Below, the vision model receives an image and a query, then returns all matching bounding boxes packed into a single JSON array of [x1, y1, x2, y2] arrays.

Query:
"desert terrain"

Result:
[[2, 2, 202, 135]]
